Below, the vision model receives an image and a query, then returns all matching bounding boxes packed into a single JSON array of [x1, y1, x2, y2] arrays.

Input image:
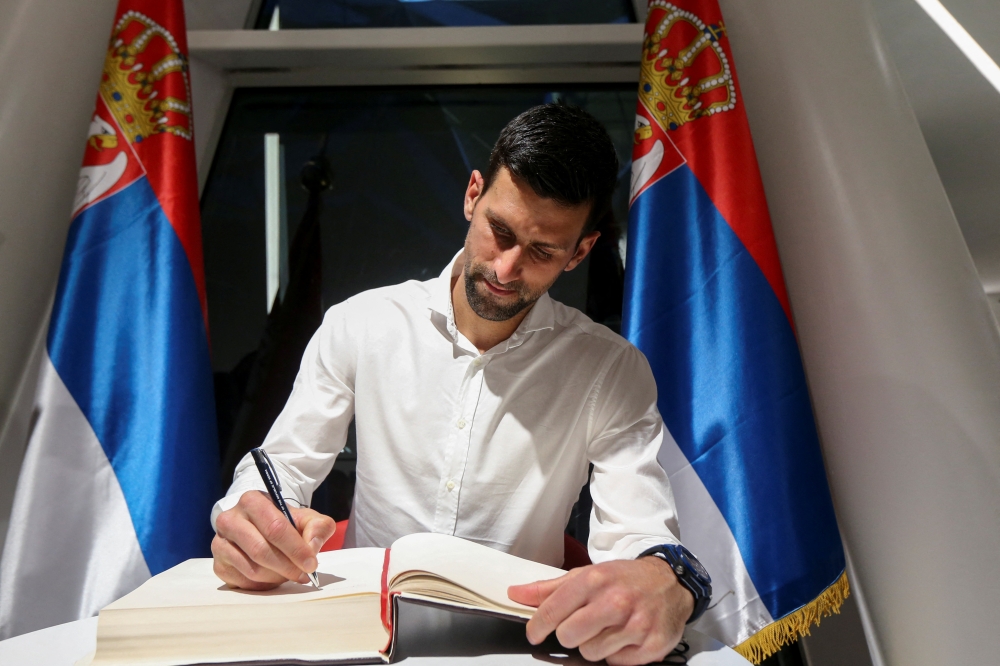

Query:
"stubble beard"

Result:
[[463, 258, 548, 322]]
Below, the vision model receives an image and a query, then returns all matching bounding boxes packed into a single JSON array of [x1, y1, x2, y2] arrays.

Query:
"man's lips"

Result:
[[482, 278, 516, 297]]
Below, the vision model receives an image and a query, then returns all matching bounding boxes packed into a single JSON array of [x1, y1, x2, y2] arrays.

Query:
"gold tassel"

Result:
[[733, 571, 850, 664]]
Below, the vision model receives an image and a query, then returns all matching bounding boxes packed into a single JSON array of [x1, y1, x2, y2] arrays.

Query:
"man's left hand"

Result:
[[507, 557, 694, 666]]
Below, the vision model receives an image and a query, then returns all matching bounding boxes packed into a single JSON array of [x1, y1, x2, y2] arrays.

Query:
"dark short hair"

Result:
[[482, 104, 619, 239]]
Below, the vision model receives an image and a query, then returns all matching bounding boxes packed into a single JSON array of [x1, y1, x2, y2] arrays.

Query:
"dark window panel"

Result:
[[201, 85, 638, 511], [255, 0, 636, 29]]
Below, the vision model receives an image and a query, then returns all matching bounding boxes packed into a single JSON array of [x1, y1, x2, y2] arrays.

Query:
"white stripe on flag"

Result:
[[0, 353, 149, 639], [658, 426, 773, 647]]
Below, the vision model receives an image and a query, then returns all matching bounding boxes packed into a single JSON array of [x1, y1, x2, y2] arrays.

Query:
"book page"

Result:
[[107, 547, 386, 610], [386, 534, 565, 614]]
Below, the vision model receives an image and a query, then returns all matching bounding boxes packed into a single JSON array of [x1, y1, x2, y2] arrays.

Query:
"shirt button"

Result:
[[456, 418, 467, 429], [446, 480, 456, 491], [473, 357, 482, 367]]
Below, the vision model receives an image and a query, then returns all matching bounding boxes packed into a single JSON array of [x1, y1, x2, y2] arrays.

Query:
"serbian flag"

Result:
[[0, 0, 218, 639], [624, 1, 847, 661]]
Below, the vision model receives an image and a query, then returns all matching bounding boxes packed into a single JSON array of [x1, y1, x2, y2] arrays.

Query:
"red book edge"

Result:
[[380, 548, 394, 653]]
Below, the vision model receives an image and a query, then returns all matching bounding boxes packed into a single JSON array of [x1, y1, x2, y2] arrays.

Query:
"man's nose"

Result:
[[494, 246, 522, 284]]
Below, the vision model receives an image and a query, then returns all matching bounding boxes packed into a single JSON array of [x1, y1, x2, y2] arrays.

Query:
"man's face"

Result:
[[462, 167, 599, 322]]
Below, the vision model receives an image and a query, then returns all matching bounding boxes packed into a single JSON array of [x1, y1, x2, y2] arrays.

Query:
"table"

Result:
[[0, 599, 751, 665]]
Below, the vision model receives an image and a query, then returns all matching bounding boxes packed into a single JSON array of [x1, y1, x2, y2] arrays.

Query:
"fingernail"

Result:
[[310, 537, 324, 553], [298, 573, 310, 584], [305, 556, 317, 571]]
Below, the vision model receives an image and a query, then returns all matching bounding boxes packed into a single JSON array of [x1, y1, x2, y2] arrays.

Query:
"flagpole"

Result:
[[720, 1, 1000, 665]]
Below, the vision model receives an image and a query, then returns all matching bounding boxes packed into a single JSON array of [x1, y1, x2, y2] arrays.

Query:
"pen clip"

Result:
[[251, 448, 282, 493]]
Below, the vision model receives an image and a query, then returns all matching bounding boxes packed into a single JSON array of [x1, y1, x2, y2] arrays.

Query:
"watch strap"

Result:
[[639, 544, 712, 624]]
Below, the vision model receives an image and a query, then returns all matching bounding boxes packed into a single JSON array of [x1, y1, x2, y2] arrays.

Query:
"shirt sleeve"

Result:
[[586, 344, 682, 563], [211, 302, 358, 531]]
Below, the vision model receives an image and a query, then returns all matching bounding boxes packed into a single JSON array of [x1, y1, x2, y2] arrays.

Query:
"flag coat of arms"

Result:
[[0, 0, 218, 638], [624, 1, 848, 661]]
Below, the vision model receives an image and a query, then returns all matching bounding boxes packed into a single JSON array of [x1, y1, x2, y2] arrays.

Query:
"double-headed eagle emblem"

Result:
[[629, 2, 738, 202], [74, 11, 192, 215]]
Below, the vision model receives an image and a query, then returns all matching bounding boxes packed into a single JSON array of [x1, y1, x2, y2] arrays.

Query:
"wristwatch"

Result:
[[639, 544, 712, 624]]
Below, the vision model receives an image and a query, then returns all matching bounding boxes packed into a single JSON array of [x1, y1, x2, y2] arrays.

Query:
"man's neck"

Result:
[[451, 272, 531, 354]]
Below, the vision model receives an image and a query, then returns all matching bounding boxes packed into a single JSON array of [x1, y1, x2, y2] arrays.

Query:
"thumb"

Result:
[[295, 510, 337, 555], [508, 574, 568, 608]]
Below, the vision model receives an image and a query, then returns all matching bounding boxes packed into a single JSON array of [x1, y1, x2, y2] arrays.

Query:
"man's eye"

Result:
[[490, 223, 511, 238], [533, 248, 553, 261]]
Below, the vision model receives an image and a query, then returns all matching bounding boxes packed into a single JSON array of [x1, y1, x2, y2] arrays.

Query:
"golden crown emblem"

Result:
[[637, 1, 736, 133], [98, 11, 192, 145]]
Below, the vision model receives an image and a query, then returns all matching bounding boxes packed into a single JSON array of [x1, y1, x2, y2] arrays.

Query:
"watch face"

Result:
[[681, 548, 710, 581]]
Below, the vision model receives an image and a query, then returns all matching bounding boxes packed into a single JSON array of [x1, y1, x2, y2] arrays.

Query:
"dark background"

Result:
[[200, 85, 638, 530], [199, 83, 806, 666]]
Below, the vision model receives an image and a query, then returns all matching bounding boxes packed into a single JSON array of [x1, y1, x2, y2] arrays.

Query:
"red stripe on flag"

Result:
[[638, 0, 793, 327], [135, 134, 209, 324], [671, 86, 793, 328], [102, 0, 209, 328]]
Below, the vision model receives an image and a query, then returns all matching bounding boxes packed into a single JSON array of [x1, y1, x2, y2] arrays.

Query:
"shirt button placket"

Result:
[[438, 355, 487, 534], [432, 358, 464, 532]]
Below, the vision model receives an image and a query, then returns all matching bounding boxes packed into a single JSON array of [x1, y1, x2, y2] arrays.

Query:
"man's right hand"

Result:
[[212, 490, 337, 590]]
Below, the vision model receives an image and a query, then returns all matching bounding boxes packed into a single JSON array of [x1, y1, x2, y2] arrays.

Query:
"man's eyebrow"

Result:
[[484, 208, 571, 253], [532, 240, 564, 252], [484, 208, 511, 231]]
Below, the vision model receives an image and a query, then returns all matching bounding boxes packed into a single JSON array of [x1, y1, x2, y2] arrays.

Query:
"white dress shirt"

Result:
[[213, 251, 681, 567]]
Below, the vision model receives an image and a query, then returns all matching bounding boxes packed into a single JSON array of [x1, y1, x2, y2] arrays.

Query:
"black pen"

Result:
[[250, 447, 321, 588]]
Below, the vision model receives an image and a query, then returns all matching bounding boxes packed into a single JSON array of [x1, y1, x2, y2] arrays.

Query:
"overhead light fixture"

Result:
[[913, 0, 1000, 95]]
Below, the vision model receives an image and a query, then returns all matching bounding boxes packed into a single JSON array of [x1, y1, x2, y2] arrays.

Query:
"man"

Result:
[[211, 104, 708, 666]]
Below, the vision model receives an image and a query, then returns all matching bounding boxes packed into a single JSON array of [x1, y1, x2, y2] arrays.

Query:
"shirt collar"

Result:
[[429, 249, 556, 346], [428, 249, 464, 319], [518, 289, 555, 334]]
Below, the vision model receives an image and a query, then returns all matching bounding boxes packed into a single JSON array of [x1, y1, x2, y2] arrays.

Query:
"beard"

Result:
[[463, 258, 548, 322]]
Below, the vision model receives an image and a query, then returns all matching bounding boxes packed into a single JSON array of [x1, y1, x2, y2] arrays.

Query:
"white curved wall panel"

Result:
[[721, 1, 1000, 664], [0, 0, 118, 556]]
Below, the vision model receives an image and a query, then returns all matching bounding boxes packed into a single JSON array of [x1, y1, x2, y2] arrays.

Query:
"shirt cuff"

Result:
[[210, 478, 308, 532], [621, 536, 683, 561]]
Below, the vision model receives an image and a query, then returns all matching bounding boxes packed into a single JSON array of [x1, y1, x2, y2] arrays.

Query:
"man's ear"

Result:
[[464, 170, 485, 222], [564, 231, 601, 272]]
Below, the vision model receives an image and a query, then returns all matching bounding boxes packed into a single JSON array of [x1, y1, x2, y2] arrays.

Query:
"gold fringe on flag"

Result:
[[734, 572, 850, 664]]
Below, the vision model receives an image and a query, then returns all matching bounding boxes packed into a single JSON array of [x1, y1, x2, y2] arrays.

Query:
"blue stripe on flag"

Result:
[[47, 177, 219, 575], [624, 165, 844, 617]]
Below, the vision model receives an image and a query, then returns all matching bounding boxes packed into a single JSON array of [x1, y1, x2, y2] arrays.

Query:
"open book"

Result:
[[82, 533, 565, 665]]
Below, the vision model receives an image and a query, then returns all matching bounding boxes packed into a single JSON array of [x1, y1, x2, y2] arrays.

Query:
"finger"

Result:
[[211, 536, 296, 589], [212, 535, 252, 588], [578, 624, 641, 664], [292, 508, 337, 557], [242, 493, 319, 576], [212, 534, 305, 586], [582, 612, 675, 666], [213, 556, 282, 591], [220, 505, 312, 583], [553, 596, 631, 649], [214, 536, 293, 584], [524, 571, 595, 645], [508, 570, 574, 607], [604, 635, 674, 666]]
